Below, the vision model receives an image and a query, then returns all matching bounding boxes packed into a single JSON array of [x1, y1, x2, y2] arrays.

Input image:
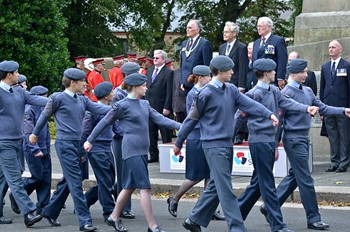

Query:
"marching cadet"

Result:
[[22, 86, 52, 215], [167, 65, 225, 221], [17, 74, 28, 89], [84, 73, 181, 232], [82, 82, 116, 221], [260, 59, 350, 230], [110, 62, 141, 220], [236, 59, 318, 232], [0, 60, 46, 227], [29, 68, 110, 232], [87, 59, 105, 102], [8, 73, 30, 214], [173, 55, 279, 232]]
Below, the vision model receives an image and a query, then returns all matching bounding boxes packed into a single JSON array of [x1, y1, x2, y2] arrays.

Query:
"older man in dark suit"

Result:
[[252, 16, 288, 89], [320, 40, 350, 173], [145, 50, 174, 163], [180, 19, 212, 94], [219, 21, 248, 92]]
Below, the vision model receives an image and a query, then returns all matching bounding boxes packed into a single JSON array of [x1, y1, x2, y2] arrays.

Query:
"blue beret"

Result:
[[121, 62, 140, 75], [287, 58, 308, 73], [64, 68, 86, 80], [18, 74, 27, 83], [30, 86, 48, 95], [193, 65, 211, 76], [124, 73, 147, 86], [253, 59, 276, 72], [94, 82, 113, 99], [210, 55, 234, 71], [0, 60, 19, 72]]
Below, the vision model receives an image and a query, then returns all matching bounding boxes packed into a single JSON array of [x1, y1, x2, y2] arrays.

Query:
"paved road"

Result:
[[2, 193, 349, 232]]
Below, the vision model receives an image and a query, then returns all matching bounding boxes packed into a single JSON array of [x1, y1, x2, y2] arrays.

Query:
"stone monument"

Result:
[[291, 0, 350, 71], [289, 0, 350, 159]]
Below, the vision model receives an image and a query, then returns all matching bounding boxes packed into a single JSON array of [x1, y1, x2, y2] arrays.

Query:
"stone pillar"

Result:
[[290, 0, 350, 71]]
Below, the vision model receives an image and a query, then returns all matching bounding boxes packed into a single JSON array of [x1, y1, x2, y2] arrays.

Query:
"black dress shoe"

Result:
[[79, 224, 97, 231], [148, 226, 165, 232], [41, 212, 61, 226], [212, 210, 225, 220], [259, 204, 269, 223], [325, 166, 337, 172], [24, 211, 42, 228], [46, 217, 61, 227], [167, 197, 178, 218], [121, 211, 135, 219], [183, 218, 201, 232], [9, 192, 20, 214], [106, 217, 127, 232], [335, 167, 347, 173], [307, 221, 330, 230], [148, 158, 159, 163], [0, 216, 12, 224]]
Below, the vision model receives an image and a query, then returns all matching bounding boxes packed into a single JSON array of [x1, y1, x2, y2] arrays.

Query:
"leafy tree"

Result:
[[0, 0, 70, 92], [62, 0, 124, 59], [114, 0, 180, 55]]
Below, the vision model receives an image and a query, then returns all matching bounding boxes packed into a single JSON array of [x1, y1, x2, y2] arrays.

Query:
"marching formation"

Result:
[[1, 16, 350, 232]]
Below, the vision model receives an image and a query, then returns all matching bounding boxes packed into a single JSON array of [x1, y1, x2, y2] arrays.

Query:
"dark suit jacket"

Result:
[[172, 69, 186, 113], [320, 58, 350, 107], [246, 62, 257, 91], [304, 70, 317, 95], [218, 40, 248, 89], [145, 65, 174, 113], [180, 36, 212, 89], [252, 34, 288, 85]]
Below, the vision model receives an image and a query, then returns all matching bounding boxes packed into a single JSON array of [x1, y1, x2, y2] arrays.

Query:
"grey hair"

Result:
[[189, 19, 204, 33], [225, 21, 239, 34], [154, 49, 167, 59], [248, 42, 254, 49], [258, 16, 273, 29]]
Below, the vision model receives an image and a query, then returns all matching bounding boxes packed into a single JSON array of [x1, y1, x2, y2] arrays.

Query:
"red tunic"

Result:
[[109, 67, 124, 89], [140, 68, 147, 75], [87, 70, 104, 102]]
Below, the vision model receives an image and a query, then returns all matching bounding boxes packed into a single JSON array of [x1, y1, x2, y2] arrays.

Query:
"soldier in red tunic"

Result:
[[87, 59, 105, 102], [109, 55, 124, 89]]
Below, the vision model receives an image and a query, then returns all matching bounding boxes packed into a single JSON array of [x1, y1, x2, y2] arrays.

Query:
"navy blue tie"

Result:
[[331, 62, 336, 79]]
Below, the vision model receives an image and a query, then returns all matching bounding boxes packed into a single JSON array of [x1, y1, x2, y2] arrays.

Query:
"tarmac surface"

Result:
[[21, 136, 350, 205]]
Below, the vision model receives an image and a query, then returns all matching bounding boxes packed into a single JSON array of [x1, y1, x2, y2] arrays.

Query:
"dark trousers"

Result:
[[23, 148, 52, 214], [87, 151, 115, 220], [85, 186, 98, 208], [0, 140, 36, 216], [275, 137, 321, 224], [148, 120, 172, 160], [189, 147, 246, 232], [324, 115, 350, 168], [238, 142, 285, 231], [42, 140, 92, 227]]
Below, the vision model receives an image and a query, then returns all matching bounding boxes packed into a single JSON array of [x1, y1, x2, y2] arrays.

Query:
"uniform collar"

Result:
[[256, 81, 270, 90]]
